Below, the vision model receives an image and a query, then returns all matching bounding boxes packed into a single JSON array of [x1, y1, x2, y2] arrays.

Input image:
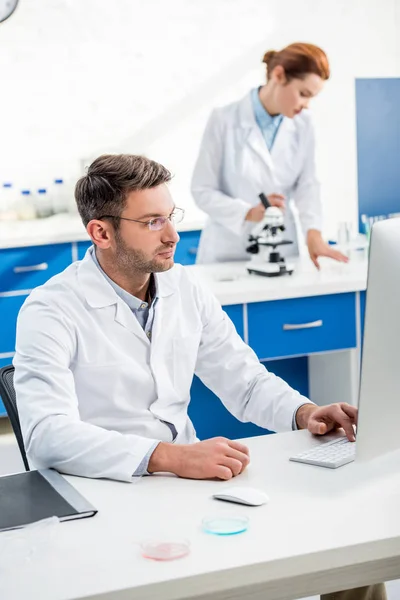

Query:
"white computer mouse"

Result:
[[212, 486, 269, 507]]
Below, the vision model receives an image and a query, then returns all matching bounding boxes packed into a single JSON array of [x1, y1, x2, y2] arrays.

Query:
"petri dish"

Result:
[[140, 538, 190, 561], [0, 516, 60, 574], [202, 514, 249, 536]]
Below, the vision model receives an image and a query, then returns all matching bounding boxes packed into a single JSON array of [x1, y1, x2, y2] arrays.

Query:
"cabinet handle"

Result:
[[283, 320, 323, 331], [188, 247, 198, 256], [13, 263, 48, 274]]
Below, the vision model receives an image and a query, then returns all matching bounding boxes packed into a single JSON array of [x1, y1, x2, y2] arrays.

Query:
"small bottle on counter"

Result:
[[0, 183, 18, 221], [35, 188, 53, 218], [52, 178, 67, 214], [17, 190, 37, 220]]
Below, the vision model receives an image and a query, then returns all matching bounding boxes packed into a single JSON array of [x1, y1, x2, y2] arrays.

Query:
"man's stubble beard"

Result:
[[114, 229, 174, 276]]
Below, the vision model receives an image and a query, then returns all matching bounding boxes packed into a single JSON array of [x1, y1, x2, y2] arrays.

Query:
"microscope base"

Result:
[[246, 261, 295, 277]]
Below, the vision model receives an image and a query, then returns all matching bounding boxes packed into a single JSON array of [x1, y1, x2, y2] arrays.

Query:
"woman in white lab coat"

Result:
[[191, 42, 347, 269]]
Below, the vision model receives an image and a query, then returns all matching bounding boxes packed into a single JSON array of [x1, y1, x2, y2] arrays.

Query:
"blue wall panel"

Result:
[[356, 79, 400, 231]]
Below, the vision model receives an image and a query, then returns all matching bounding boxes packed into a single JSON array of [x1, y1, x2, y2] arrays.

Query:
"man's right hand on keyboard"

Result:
[[295, 402, 357, 442]]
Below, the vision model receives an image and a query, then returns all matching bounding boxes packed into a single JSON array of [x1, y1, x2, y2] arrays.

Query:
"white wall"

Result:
[[0, 0, 399, 237]]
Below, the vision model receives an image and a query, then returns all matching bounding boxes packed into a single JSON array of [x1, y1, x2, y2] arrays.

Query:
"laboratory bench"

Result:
[[2, 431, 399, 600]]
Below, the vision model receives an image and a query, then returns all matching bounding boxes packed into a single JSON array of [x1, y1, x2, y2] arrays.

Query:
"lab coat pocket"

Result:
[[171, 330, 202, 399]]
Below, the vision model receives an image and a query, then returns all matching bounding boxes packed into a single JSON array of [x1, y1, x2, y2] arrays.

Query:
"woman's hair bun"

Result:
[[262, 50, 276, 65]]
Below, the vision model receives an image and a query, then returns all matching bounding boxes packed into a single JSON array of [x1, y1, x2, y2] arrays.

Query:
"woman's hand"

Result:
[[245, 194, 286, 222], [267, 194, 285, 210], [307, 229, 349, 270], [245, 203, 265, 222]]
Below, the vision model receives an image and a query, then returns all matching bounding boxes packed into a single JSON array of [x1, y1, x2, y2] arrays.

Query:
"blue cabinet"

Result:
[[174, 230, 201, 265], [0, 295, 29, 353], [188, 375, 272, 440], [77, 241, 92, 261], [0, 244, 72, 293], [188, 356, 309, 440], [0, 294, 27, 416], [0, 356, 13, 416], [247, 293, 357, 360], [223, 304, 244, 339]]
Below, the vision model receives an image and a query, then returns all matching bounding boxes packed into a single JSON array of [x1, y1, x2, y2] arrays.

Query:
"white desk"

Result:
[[186, 253, 368, 306], [1, 433, 400, 600]]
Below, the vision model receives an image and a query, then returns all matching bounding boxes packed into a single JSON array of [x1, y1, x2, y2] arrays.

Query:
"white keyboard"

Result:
[[289, 437, 356, 469]]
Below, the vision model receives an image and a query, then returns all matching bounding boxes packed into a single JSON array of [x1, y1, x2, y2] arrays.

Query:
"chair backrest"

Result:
[[0, 366, 30, 471]]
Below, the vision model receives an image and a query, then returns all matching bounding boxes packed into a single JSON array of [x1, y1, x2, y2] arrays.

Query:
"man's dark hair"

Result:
[[75, 154, 172, 228]]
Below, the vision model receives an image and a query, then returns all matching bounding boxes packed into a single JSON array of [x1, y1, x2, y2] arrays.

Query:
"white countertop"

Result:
[[1, 432, 400, 600], [187, 253, 369, 305], [0, 213, 206, 249]]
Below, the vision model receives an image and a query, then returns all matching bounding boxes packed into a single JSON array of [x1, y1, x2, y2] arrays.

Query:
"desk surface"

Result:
[[187, 254, 368, 305], [1, 431, 400, 600]]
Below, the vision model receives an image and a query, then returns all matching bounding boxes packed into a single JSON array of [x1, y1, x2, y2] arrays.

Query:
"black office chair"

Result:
[[0, 365, 30, 471]]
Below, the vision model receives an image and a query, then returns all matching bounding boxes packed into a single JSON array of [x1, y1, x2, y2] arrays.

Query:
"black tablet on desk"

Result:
[[0, 469, 97, 532]]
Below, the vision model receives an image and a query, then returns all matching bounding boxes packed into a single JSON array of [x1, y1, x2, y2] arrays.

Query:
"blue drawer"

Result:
[[0, 356, 13, 417], [247, 293, 357, 360], [223, 304, 244, 339], [0, 295, 29, 353], [0, 244, 72, 293], [175, 230, 201, 265], [77, 241, 92, 261]]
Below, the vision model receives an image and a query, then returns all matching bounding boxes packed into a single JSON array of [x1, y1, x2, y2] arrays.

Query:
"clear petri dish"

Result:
[[140, 538, 190, 561], [0, 516, 60, 574], [202, 514, 249, 536]]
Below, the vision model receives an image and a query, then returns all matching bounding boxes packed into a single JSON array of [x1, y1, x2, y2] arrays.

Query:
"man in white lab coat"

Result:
[[14, 152, 357, 480], [14, 154, 385, 600]]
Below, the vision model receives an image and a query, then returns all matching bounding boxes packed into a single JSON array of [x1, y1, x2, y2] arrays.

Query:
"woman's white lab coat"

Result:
[[13, 251, 310, 482], [191, 91, 322, 264]]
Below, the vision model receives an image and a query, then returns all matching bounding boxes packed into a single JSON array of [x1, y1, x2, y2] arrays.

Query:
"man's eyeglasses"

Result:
[[98, 207, 185, 231]]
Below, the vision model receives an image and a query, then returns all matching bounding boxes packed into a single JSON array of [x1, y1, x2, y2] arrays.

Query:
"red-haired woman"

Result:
[[192, 42, 348, 269]]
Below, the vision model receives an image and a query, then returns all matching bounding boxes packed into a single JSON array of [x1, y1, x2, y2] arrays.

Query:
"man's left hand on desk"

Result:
[[296, 402, 357, 442]]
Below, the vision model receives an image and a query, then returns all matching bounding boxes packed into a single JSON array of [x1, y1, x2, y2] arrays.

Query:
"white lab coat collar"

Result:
[[237, 91, 259, 128], [77, 249, 177, 310], [237, 91, 296, 135], [236, 92, 296, 178]]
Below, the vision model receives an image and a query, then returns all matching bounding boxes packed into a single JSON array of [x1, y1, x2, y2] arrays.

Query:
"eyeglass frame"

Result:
[[97, 207, 185, 231]]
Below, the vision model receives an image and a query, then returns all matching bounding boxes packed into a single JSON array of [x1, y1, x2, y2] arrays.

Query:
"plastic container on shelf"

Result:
[[52, 178, 68, 214], [0, 183, 18, 221], [35, 188, 53, 219], [67, 180, 78, 214], [17, 190, 36, 220]]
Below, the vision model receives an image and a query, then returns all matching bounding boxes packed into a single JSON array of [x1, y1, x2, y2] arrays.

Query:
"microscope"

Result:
[[246, 193, 294, 277]]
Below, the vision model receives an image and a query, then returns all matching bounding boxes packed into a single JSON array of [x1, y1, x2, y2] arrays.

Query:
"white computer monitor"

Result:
[[356, 218, 400, 462]]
